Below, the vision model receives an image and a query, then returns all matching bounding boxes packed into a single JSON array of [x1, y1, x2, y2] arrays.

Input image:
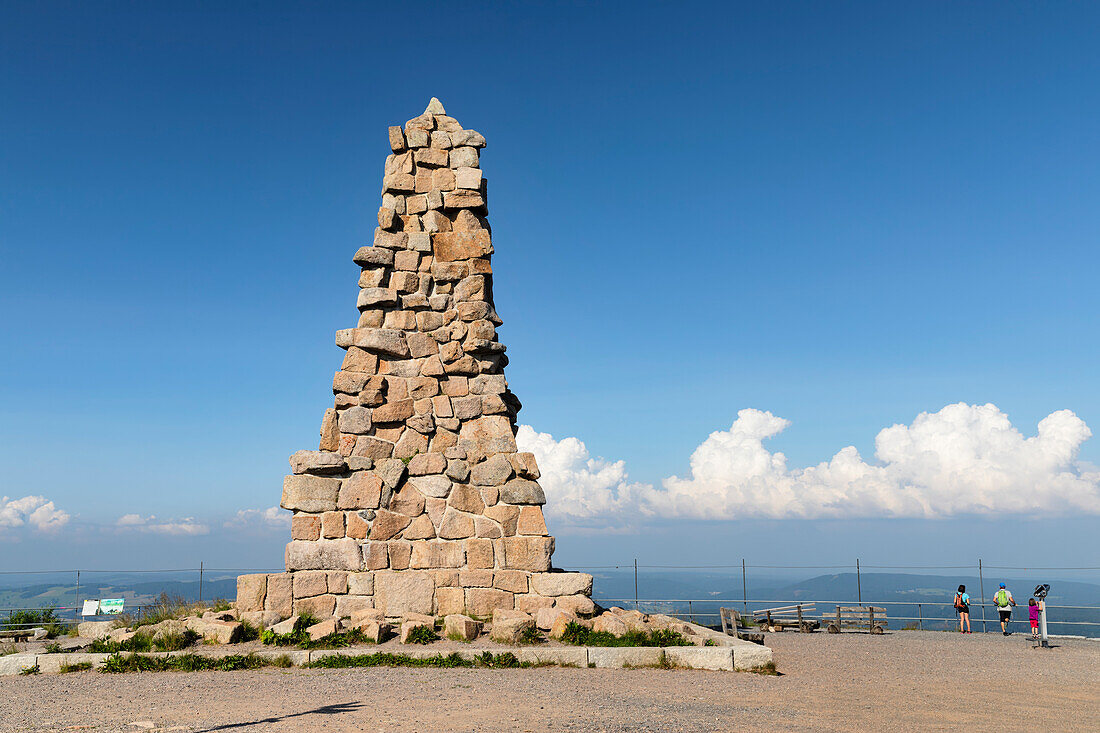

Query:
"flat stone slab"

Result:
[[35, 653, 109, 674], [586, 647, 664, 668], [0, 654, 39, 676]]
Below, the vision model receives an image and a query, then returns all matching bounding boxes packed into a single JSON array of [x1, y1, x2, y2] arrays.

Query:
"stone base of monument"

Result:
[[1, 642, 772, 675], [235, 568, 595, 625]]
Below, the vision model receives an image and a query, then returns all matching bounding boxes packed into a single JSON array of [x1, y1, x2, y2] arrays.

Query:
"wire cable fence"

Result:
[[2, 559, 1098, 635]]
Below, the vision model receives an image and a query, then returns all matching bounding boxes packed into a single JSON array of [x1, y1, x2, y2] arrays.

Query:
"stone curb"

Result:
[[1, 644, 773, 675]]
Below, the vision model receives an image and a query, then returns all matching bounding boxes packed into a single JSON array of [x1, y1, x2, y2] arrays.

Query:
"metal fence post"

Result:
[[978, 559, 987, 634], [74, 570, 80, 617], [199, 561, 204, 604], [917, 602, 922, 631], [856, 558, 862, 606], [633, 559, 638, 609], [742, 559, 747, 613]]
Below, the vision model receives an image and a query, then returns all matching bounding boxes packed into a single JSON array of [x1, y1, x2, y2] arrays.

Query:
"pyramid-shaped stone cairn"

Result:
[[236, 100, 594, 625]]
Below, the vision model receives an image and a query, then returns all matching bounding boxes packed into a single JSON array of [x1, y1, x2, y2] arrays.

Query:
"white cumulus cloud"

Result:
[[518, 403, 1100, 522], [0, 495, 70, 532], [115, 513, 209, 536]]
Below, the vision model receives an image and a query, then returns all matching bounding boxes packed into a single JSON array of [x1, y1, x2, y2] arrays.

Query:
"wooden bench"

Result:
[[0, 627, 45, 642], [752, 603, 820, 632], [719, 607, 766, 644], [825, 606, 888, 634]]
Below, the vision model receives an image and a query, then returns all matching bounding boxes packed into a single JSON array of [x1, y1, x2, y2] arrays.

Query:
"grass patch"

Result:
[[101, 652, 276, 673], [259, 616, 375, 649], [119, 593, 201, 630], [404, 625, 439, 645], [87, 629, 199, 654], [44, 642, 63, 654], [19, 663, 40, 675], [306, 651, 532, 669], [557, 622, 693, 648], [59, 661, 93, 673], [259, 614, 317, 647], [518, 625, 544, 645], [238, 620, 260, 643], [445, 632, 472, 643], [748, 660, 779, 676]]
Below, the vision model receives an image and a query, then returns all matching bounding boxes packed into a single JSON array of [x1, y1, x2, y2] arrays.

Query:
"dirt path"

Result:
[[2, 631, 1097, 732]]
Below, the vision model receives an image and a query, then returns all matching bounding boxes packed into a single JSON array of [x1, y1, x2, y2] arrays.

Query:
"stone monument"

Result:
[[236, 99, 594, 626]]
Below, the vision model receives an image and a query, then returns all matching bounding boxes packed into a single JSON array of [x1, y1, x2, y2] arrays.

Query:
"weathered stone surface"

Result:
[[409, 474, 452, 498], [236, 574, 267, 613], [529, 572, 592, 597], [290, 450, 347, 475], [592, 612, 629, 636], [470, 454, 513, 485], [458, 416, 517, 454], [465, 538, 495, 568], [433, 231, 493, 262], [293, 570, 328, 599], [374, 570, 434, 616], [266, 574, 293, 618], [77, 620, 115, 639], [282, 475, 341, 513], [502, 536, 553, 572], [443, 613, 481, 641], [307, 619, 339, 641], [588, 647, 663, 669], [465, 587, 514, 617], [516, 505, 548, 535], [294, 594, 337, 619], [489, 614, 534, 643], [334, 328, 410, 358], [498, 479, 545, 505], [338, 473, 383, 509], [516, 594, 555, 615], [554, 594, 596, 617], [492, 570, 529, 594], [369, 509, 411, 541], [286, 539, 362, 571]]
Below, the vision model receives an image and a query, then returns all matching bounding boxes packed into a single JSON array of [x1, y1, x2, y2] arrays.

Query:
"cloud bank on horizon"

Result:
[[519, 403, 1100, 524], [0, 495, 70, 532]]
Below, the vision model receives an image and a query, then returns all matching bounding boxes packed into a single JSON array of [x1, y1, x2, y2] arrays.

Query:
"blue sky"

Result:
[[2, 1, 1099, 572]]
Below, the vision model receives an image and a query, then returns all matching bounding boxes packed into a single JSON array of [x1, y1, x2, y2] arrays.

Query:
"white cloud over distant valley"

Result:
[[115, 513, 210, 536], [518, 403, 1100, 523]]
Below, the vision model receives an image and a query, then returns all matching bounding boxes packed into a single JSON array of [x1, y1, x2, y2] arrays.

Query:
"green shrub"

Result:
[[403, 625, 439, 645], [152, 629, 199, 652], [19, 663, 40, 675], [3, 608, 69, 638], [88, 631, 156, 654], [101, 652, 275, 673], [518, 625, 544, 645], [557, 622, 692, 648], [59, 661, 93, 673], [44, 642, 62, 654], [237, 620, 260, 643]]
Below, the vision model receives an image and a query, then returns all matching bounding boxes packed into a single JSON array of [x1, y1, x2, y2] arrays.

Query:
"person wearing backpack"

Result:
[[994, 583, 1016, 635], [954, 584, 972, 633]]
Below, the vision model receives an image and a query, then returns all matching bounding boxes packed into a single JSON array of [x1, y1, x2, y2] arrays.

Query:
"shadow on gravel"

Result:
[[192, 701, 363, 731]]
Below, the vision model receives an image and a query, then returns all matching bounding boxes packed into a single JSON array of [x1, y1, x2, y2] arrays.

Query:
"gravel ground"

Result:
[[1, 631, 1096, 732]]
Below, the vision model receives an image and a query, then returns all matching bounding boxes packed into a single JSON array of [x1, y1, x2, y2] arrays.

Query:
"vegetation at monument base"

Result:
[[306, 651, 535, 669], [101, 652, 292, 673], [87, 629, 201, 654], [557, 622, 693, 648]]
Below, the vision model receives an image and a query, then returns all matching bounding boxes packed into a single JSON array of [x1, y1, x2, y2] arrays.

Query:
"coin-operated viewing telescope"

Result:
[[1033, 584, 1051, 648]]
